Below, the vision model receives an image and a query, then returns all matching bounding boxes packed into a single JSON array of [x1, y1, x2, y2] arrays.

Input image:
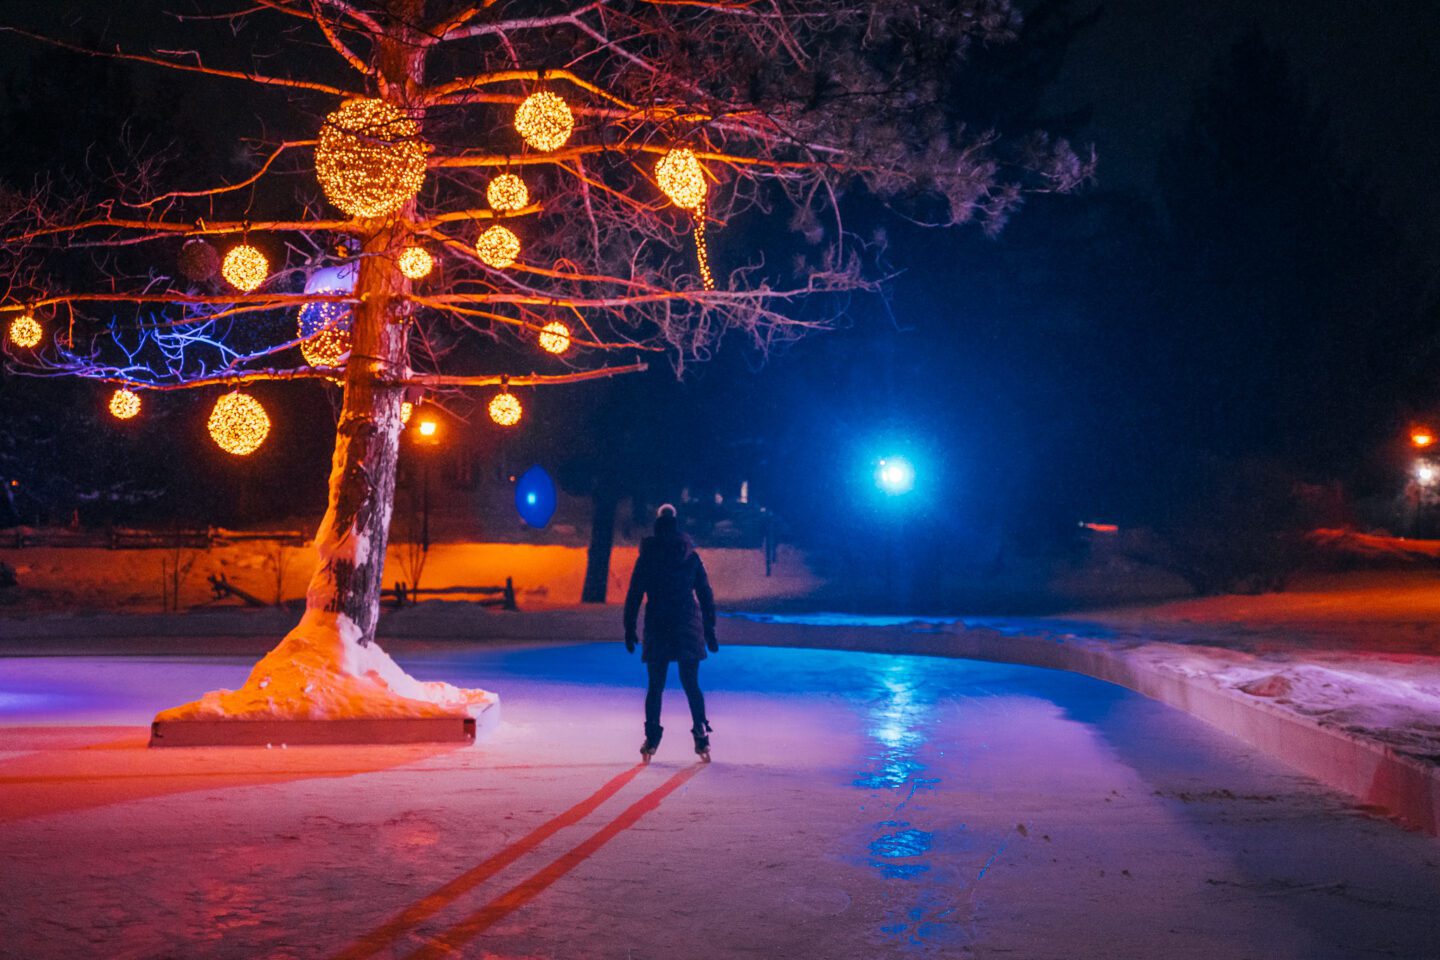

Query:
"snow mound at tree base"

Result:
[[154, 610, 495, 722]]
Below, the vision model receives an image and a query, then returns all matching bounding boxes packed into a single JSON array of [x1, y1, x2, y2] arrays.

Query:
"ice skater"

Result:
[[623, 504, 718, 763]]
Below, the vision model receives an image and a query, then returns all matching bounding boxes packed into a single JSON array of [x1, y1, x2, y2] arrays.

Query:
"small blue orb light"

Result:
[[515, 465, 557, 528], [875, 456, 915, 496]]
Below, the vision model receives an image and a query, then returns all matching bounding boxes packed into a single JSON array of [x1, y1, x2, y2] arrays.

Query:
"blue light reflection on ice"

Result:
[[0, 691, 69, 715], [850, 657, 960, 949]]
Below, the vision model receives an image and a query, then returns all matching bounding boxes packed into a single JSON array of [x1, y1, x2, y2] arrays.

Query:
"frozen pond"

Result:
[[1, 643, 1438, 958]]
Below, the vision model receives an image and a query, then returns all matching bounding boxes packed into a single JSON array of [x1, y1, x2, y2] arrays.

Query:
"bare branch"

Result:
[[398, 361, 649, 389]]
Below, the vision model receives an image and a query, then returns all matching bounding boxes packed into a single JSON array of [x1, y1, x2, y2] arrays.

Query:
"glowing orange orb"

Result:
[[476, 225, 521, 268], [656, 147, 708, 210], [417, 418, 438, 437], [488, 391, 522, 427], [1412, 428, 1435, 449], [109, 388, 141, 420], [7, 313, 41, 349], [397, 246, 434, 280], [514, 91, 574, 152], [486, 173, 529, 212], [538, 320, 571, 355], [222, 244, 269, 292], [208, 391, 271, 456], [300, 328, 351, 367], [315, 98, 427, 218]]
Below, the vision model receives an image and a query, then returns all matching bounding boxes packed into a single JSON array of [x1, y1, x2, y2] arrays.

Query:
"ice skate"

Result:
[[641, 724, 663, 764], [692, 721, 712, 763]]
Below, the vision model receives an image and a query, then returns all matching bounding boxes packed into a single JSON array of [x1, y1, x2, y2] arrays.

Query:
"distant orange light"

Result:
[[1412, 429, 1435, 449], [1080, 522, 1119, 534], [417, 419, 438, 438]]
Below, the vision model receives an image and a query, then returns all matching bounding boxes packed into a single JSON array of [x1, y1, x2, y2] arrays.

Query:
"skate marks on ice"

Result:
[[332, 763, 704, 960]]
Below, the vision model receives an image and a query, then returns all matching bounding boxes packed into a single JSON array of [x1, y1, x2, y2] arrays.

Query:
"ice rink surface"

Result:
[[2, 642, 1439, 959]]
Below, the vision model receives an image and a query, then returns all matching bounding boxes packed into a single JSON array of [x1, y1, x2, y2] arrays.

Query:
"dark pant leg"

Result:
[[644, 659, 669, 740], [677, 659, 708, 731]]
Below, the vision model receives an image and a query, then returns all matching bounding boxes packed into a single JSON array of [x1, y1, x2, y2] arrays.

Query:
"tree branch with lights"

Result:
[[0, 0, 1091, 731]]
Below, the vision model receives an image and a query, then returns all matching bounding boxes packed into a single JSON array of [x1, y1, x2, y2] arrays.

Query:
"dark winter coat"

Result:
[[623, 532, 716, 663]]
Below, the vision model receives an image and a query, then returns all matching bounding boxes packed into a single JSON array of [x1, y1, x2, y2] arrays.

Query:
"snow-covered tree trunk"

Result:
[[156, 1, 493, 725]]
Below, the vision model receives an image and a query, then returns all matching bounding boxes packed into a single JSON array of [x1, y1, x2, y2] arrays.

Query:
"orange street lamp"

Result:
[[412, 416, 442, 556], [1412, 427, 1435, 449]]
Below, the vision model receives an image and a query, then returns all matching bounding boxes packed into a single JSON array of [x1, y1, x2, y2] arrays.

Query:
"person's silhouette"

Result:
[[623, 504, 718, 762]]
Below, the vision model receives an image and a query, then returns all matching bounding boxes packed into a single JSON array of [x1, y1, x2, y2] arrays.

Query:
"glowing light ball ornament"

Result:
[[515, 465, 557, 529], [108, 388, 141, 420], [486, 173, 529, 212], [537, 320, 572, 355], [315, 98, 427, 218], [7, 313, 41, 349], [222, 243, 269, 292], [208, 391, 271, 456], [656, 148, 708, 210], [514, 91, 574, 152], [656, 148, 715, 290], [476, 225, 521, 268], [297, 301, 353, 368], [397, 246, 433, 280], [489, 391, 522, 427]]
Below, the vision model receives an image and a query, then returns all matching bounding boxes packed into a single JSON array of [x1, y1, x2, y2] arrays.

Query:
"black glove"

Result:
[[705, 631, 719, 654], [625, 633, 638, 654]]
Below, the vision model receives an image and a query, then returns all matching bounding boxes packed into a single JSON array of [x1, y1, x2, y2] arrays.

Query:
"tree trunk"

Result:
[[581, 492, 620, 603], [300, 2, 420, 647], [154, 0, 495, 725]]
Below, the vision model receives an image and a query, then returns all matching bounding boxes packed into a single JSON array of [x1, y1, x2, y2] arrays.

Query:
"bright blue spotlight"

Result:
[[875, 456, 915, 495], [526, 492, 537, 505]]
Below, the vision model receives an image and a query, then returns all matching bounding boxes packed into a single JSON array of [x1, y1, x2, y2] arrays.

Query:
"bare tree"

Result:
[[0, 0, 1089, 721], [264, 540, 299, 606]]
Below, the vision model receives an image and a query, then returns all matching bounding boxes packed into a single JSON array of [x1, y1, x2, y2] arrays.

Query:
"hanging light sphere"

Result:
[[656, 147, 708, 210], [7, 313, 42, 349], [400, 400, 415, 425], [476, 224, 521, 269], [514, 91, 574, 152], [222, 244, 269, 292], [208, 391, 271, 456], [315, 98, 428, 218], [297, 301, 353, 368], [486, 173, 529, 212], [396, 246, 434, 280], [178, 238, 221, 282], [489, 391, 522, 427], [538, 320, 572, 355], [300, 328, 351, 368], [108, 388, 141, 421]]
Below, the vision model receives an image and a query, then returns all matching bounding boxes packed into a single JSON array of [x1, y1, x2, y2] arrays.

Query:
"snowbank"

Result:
[[154, 609, 495, 723]]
